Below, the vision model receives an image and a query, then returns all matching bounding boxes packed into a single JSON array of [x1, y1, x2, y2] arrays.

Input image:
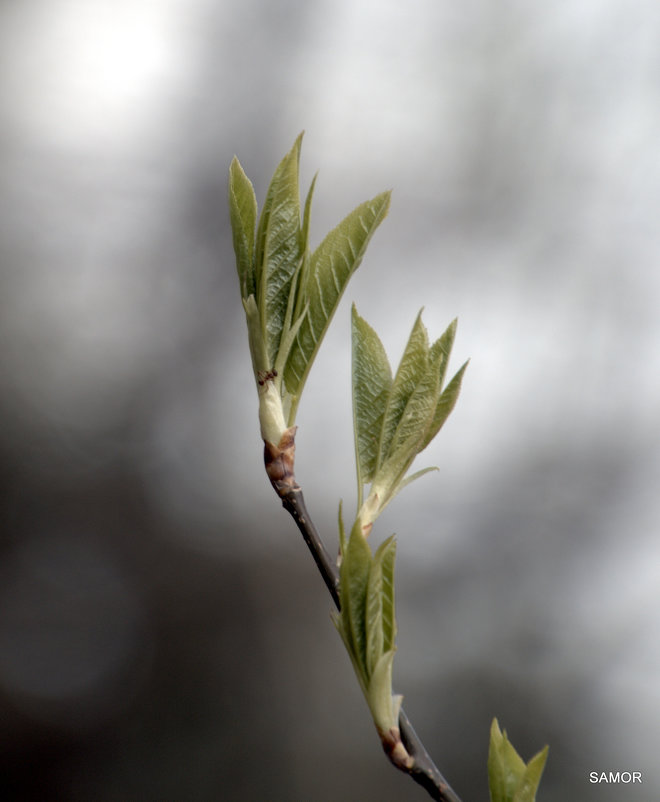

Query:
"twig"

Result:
[[280, 484, 340, 608], [275, 476, 462, 802]]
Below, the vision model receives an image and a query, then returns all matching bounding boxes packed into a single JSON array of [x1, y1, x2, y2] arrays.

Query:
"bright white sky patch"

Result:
[[3, 0, 197, 151]]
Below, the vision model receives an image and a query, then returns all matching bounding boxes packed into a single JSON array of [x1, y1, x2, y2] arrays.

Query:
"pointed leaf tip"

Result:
[[228, 155, 258, 299], [254, 134, 305, 366], [488, 719, 548, 802], [352, 305, 393, 491], [284, 191, 391, 408]]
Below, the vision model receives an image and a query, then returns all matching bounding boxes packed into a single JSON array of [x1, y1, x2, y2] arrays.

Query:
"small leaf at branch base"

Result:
[[365, 556, 383, 678], [367, 649, 399, 735], [339, 520, 373, 684], [488, 719, 548, 802], [513, 747, 549, 802], [374, 536, 397, 654]]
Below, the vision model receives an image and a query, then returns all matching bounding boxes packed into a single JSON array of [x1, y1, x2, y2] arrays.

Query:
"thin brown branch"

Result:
[[271, 465, 462, 802], [280, 485, 340, 608]]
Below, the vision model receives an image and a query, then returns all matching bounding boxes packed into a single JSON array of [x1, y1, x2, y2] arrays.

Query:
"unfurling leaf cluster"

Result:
[[352, 305, 468, 530], [228, 133, 390, 439], [333, 517, 401, 738], [229, 135, 547, 802], [488, 719, 548, 802], [333, 305, 467, 756]]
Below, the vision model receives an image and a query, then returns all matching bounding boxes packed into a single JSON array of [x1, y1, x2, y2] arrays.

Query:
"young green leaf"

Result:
[[429, 318, 457, 390], [335, 524, 401, 738], [352, 309, 468, 530], [242, 295, 269, 379], [396, 465, 439, 495], [377, 311, 429, 471], [273, 297, 309, 382], [488, 719, 548, 802], [351, 305, 393, 495], [290, 174, 318, 325], [228, 156, 257, 299], [301, 174, 317, 251], [488, 718, 526, 802], [284, 191, 391, 419], [375, 535, 396, 653], [231, 137, 391, 441], [366, 432, 425, 520], [363, 348, 440, 519], [514, 748, 550, 802], [254, 133, 304, 367], [420, 360, 469, 451], [385, 344, 441, 460], [367, 649, 399, 734], [365, 553, 384, 677], [339, 520, 373, 683]]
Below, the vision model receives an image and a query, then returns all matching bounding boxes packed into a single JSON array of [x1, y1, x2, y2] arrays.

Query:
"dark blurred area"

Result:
[[1, 1, 658, 800]]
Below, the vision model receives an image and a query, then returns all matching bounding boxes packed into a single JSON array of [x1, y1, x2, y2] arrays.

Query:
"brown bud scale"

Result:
[[380, 726, 415, 771], [264, 426, 299, 496]]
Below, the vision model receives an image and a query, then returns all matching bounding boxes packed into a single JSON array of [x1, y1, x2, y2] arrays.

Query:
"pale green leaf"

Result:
[[397, 466, 439, 494], [351, 305, 393, 494], [364, 537, 396, 677], [339, 520, 372, 683], [292, 174, 318, 322], [429, 318, 458, 391], [228, 156, 257, 299], [333, 610, 370, 699], [355, 311, 467, 526], [273, 250, 304, 378], [273, 301, 309, 379], [242, 295, 269, 378], [377, 311, 429, 470], [366, 342, 441, 513], [419, 360, 469, 451], [255, 133, 304, 366], [375, 536, 396, 653], [366, 443, 418, 522], [385, 342, 441, 459], [365, 554, 383, 677], [366, 650, 398, 734], [488, 719, 526, 802], [513, 746, 549, 802], [284, 191, 391, 417], [488, 719, 548, 802], [301, 174, 317, 261]]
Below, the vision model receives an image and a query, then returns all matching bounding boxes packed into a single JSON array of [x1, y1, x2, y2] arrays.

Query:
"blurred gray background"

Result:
[[1, 0, 659, 800]]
